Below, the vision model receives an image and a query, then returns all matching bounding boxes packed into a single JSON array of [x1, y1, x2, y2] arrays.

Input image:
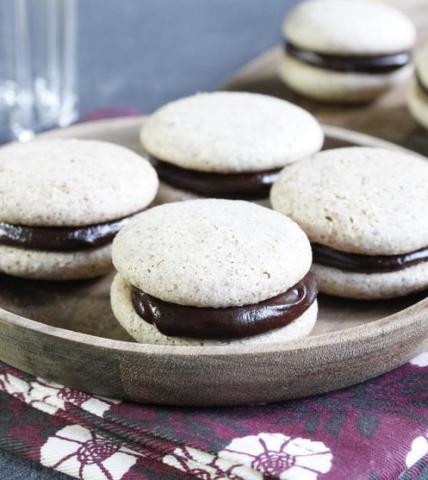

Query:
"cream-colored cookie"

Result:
[[408, 44, 428, 130], [0, 244, 112, 280], [313, 262, 428, 300], [141, 91, 323, 173], [280, 54, 412, 104], [0, 139, 158, 226], [113, 199, 312, 308], [154, 180, 271, 208], [271, 147, 428, 255], [281, 0, 415, 102], [111, 273, 317, 346], [283, 0, 415, 55]]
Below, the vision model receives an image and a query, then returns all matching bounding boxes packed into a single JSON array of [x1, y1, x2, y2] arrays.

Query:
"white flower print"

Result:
[[29, 378, 120, 416], [410, 351, 428, 367], [406, 435, 428, 468], [221, 433, 333, 480], [0, 371, 120, 417], [162, 433, 332, 480], [163, 445, 257, 480], [40, 424, 140, 480]]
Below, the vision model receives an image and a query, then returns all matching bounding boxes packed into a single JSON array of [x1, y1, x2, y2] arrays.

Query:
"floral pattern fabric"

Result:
[[0, 351, 426, 480]]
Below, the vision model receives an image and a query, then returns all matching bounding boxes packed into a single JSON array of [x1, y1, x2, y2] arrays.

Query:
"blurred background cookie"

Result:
[[280, 0, 416, 104], [408, 43, 428, 130]]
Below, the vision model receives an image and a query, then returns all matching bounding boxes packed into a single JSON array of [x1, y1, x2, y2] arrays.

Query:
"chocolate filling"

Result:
[[131, 272, 317, 340], [151, 157, 281, 200], [0, 211, 143, 251], [312, 243, 428, 273], [285, 41, 411, 74]]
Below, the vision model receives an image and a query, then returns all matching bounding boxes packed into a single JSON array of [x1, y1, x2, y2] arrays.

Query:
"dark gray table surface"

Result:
[[1, 0, 300, 478]]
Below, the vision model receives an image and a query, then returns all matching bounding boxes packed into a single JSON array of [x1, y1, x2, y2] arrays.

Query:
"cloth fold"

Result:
[[0, 354, 426, 480]]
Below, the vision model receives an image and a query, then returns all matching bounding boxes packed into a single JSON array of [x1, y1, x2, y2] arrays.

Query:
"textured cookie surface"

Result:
[[113, 199, 312, 308], [0, 244, 112, 280], [313, 262, 428, 299], [111, 274, 317, 346], [271, 147, 428, 255], [141, 92, 323, 173], [284, 0, 415, 55], [0, 139, 158, 226]]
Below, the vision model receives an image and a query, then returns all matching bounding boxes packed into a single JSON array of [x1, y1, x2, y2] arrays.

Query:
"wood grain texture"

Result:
[[0, 117, 425, 406], [223, 0, 428, 155]]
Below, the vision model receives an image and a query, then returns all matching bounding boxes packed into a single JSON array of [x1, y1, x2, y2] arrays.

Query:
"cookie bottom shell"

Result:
[[279, 53, 412, 103], [313, 261, 428, 299], [154, 180, 271, 208], [110, 273, 317, 346], [0, 243, 113, 280]]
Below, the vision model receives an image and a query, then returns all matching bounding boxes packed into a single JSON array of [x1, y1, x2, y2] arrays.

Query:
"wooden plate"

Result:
[[0, 117, 426, 406]]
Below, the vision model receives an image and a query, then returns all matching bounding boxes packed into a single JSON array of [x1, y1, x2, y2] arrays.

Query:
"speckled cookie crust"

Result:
[[140, 91, 323, 173], [111, 273, 317, 346], [271, 147, 428, 255], [0, 139, 158, 226], [112, 199, 312, 308]]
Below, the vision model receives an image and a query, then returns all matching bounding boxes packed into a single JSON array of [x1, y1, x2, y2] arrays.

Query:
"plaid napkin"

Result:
[[0, 110, 426, 479]]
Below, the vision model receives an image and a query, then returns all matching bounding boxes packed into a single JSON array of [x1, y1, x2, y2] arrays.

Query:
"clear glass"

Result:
[[0, 0, 77, 143]]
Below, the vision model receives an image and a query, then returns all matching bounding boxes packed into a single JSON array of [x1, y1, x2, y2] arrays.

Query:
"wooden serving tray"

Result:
[[0, 117, 426, 406]]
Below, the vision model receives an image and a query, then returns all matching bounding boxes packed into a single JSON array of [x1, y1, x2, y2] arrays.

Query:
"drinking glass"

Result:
[[0, 0, 77, 143]]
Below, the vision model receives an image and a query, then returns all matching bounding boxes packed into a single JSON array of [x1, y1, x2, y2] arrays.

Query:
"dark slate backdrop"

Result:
[[1, 0, 301, 477], [78, 0, 300, 115]]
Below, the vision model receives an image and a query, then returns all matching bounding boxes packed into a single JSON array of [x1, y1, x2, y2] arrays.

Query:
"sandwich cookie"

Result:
[[271, 147, 428, 299], [408, 44, 428, 130], [0, 139, 158, 280], [111, 199, 318, 345], [141, 92, 323, 205], [280, 0, 415, 103]]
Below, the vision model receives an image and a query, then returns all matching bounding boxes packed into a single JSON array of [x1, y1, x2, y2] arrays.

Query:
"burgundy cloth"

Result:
[[0, 109, 426, 480]]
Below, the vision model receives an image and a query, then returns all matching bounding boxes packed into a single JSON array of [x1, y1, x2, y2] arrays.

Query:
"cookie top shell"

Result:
[[141, 91, 323, 173], [0, 139, 158, 226], [283, 0, 415, 55], [112, 199, 312, 308], [271, 147, 428, 255]]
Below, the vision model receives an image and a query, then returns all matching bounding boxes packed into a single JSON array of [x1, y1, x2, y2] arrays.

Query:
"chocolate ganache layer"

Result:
[[151, 157, 281, 200], [312, 243, 428, 273], [131, 272, 317, 340], [0, 211, 143, 251], [285, 42, 411, 74]]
